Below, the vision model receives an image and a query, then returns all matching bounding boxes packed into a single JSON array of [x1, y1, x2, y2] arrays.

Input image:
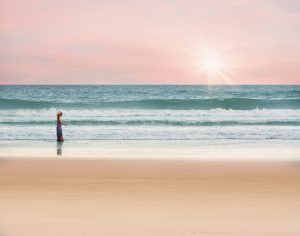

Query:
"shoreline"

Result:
[[0, 139, 299, 160]]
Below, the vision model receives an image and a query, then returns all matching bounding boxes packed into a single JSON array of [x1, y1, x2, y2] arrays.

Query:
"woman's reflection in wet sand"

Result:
[[56, 141, 63, 156]]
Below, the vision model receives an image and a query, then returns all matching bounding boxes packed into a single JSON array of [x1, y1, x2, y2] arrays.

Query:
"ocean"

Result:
[[0, 85, 299, 142]]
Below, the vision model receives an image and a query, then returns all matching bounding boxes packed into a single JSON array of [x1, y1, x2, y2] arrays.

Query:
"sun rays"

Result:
[[190, 45, 237, 84]]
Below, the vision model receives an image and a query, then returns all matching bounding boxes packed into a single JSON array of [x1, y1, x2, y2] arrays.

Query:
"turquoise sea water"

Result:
[[0, 85, 299, 141]]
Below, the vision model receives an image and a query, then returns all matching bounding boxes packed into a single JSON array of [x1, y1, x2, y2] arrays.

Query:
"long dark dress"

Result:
[[56, 120, 63, 141]]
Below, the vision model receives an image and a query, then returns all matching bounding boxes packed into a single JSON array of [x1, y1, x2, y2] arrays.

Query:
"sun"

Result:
[[189, 45, 237, 84], [201, 53, 225, 77], [195, 49, 236, 84]]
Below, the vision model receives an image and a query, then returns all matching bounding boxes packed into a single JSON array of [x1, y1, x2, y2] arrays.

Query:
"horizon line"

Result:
[[1, 84, 299, 86]]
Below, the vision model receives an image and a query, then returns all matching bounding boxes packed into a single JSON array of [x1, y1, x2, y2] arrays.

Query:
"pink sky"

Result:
[[0, 0, 299, 84]]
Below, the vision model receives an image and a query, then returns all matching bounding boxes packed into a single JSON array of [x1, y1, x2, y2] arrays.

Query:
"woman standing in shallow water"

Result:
[[56, 111, 67, 142]]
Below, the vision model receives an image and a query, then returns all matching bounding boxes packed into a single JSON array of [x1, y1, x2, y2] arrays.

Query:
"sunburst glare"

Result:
[[190, 46, 237, 84], [201, 53, 224, 76]]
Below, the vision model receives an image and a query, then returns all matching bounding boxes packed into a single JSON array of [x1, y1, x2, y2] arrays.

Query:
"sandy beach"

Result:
[[0, 158, 300, 236]]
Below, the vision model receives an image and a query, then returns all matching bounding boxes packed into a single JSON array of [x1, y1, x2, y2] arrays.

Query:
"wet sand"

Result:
[[0, 158, 300, 236]]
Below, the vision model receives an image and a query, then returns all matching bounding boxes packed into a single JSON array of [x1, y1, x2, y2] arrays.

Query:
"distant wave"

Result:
[[1, 98, 300, 110], [107, 98, 300, 110], [0, 99, 82, 109], [1, 120, 299, 126]]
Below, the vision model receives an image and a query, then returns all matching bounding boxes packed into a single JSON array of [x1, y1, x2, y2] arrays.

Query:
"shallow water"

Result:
[[0, 85, 299, 141]]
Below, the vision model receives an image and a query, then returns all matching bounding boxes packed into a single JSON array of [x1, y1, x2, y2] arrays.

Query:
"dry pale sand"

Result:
[[0, 158, 300, 236]]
